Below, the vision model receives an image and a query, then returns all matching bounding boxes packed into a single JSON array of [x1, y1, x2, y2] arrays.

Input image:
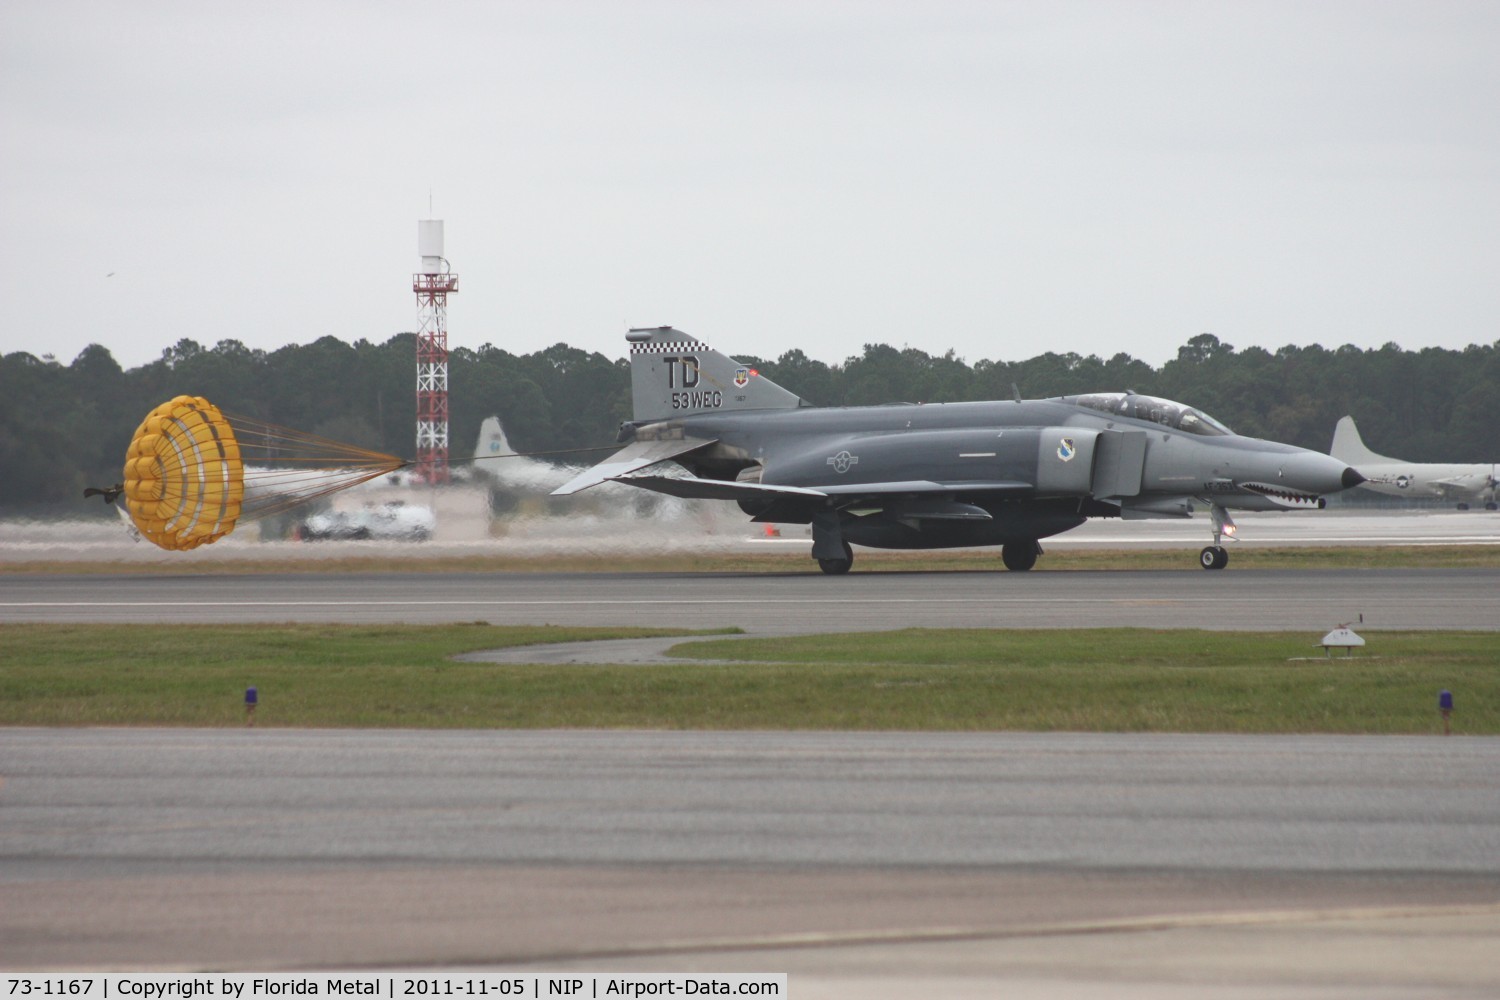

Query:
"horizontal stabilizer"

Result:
[[550, 436, 715, 495]]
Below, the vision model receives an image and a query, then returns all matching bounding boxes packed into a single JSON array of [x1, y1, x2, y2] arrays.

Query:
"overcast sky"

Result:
[[3, 0, 1497, 373]]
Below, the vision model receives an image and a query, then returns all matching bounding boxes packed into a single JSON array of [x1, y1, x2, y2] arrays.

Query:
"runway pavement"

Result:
[[5, 506, 1500, 564], [3, 728, 1498, 998], [3, 565, 1496, 631]]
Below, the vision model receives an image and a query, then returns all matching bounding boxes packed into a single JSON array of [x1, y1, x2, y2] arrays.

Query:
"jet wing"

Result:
[[550, 436, 716, 495], [607, 476, 1032, 501], [1431, 474, 1492, 496], [607, 476, 828, 501], [819, 480, 1032, 496]]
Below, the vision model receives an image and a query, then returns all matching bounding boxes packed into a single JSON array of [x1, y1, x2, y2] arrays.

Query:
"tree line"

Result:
[[2, 332, 1495, 516]]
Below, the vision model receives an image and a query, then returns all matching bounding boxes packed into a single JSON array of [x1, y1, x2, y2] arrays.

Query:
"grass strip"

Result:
[[1, 624, 1492, 734]]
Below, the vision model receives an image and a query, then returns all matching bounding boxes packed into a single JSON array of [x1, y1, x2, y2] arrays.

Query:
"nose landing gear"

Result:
[[1200, 503, 1236, 570]]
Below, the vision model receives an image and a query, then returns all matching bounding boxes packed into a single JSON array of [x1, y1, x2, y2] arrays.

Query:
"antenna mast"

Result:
[[414, 219, 457, 484]]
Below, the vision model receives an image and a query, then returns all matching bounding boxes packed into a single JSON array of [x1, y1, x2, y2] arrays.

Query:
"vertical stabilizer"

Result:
[[474, 416, 512, 460], [626, 327, 807, 422], [1330, 416, 1392, 465]]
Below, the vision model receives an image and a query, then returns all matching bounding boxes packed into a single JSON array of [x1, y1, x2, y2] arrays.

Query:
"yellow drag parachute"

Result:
[[124, 396, 243, 550], [122, 395, 406, 551]]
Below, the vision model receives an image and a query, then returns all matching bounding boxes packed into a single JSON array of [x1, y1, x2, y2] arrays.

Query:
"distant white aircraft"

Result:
[[469, 416, 582, 491], [377, 417, 581, 490], [1331, 416, 1497, 510]]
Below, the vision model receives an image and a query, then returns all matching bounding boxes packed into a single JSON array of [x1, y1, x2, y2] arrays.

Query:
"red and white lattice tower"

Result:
[[413, 219, 458, 484]]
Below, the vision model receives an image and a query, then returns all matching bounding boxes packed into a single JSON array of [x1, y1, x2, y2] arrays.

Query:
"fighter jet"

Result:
[[554, 327, 1365, 572], [1331, 415, 1498, 510]]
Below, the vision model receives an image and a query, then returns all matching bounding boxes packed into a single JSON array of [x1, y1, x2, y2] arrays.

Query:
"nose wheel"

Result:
[[1200, 503, 1235, 570]]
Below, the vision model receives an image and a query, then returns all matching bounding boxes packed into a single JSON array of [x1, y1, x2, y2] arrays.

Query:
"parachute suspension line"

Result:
[[222, 413, 408, 466], [217, 411, 408, 522], [239, 465, 406, 522]]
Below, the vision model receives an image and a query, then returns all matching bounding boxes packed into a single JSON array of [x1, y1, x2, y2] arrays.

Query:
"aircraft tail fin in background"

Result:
[[626, 326, 807, 422], [475, 416, 512, 462], [1330, 416, 1393, 466]]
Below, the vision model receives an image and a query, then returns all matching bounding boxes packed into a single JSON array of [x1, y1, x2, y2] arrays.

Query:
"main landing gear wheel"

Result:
[[1199, 546, 1229, 570], [818, 540, 854, 575], [1001, 541, 1039, 572]]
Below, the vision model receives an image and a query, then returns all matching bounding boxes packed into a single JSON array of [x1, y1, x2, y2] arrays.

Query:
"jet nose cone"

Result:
[[1282, 451, 1362, 495]]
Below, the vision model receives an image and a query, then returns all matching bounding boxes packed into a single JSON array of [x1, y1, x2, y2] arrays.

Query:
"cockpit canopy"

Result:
[[1062, 392, 1235, 437]]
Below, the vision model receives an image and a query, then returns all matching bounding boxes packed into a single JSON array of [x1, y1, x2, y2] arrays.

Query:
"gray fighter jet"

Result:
[[554, 327, 1365, 572]]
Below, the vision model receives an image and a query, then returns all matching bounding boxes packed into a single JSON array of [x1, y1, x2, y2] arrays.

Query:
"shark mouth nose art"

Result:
[[1239, 482, 1325, 508]]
